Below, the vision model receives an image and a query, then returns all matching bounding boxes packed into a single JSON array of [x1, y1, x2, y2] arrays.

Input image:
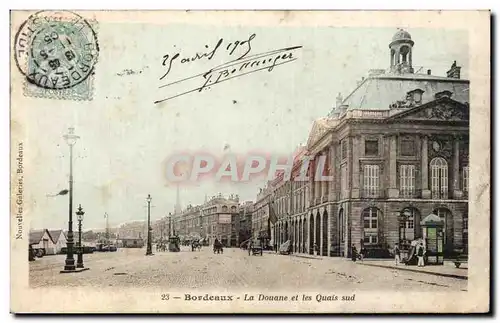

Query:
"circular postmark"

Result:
[[14, 10, 99, 90]]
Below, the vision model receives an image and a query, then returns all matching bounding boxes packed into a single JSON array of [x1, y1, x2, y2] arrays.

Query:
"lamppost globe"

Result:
[[147, 194, 152, 203], [75, 204, 86, 269], [76, 204, 85, 221], [63, 127, 80, 146]]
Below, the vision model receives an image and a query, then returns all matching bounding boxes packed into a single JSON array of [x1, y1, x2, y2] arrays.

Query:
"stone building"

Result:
[[271, 147, 310, 252], [238, 201, 254, 245], [200, 193, 240, 246], [170, 193, 240, 246], [271, 29, 469, 258], [252, 185, 271, 246], [117, 221, 146, 242]]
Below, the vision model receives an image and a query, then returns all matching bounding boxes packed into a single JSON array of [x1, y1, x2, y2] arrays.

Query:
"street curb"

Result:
[[266, 252, 324, 260], [358, 262, 468, 280], [287, 254, 323, 260]]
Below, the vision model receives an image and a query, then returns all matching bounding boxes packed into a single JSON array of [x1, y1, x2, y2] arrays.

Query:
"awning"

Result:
[[279, 240, 291, 253]]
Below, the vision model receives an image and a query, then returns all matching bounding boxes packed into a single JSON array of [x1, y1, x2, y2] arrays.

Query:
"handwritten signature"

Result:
[[155, 33, 302, 104]]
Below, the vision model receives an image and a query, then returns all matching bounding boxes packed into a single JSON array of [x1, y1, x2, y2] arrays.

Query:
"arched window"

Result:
[[430, 157, 448, 199], [221, 205, 228, 213], [231, 206, 237, 213], [400, 45, 410, 63], [362, 207, 380, 245], [400, 207, 419, 241]]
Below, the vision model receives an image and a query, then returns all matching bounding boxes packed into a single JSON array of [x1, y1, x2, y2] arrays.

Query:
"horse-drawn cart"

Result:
[[168, 236, 180, 252], [248, 240, 263, 256]]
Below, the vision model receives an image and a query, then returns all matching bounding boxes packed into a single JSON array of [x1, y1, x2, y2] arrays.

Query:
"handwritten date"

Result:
[[160, 33, 256, 80]]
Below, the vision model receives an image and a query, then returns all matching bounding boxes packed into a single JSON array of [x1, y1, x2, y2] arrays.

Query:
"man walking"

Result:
[[417, 243, 426, 267], [394, 243, 401, 266], [351, 244, 357, 262]]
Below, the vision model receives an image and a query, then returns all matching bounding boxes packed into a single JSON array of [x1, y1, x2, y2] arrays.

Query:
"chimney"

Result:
[[427, 69, 431, 75], [446, 60, 461, 79]]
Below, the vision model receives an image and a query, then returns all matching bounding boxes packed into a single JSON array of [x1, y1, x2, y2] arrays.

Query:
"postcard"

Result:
[[10, 10, 490, 313]]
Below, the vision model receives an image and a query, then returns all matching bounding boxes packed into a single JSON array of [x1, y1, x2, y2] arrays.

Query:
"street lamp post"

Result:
[[146, 194, 153, 256], [168, 212, 172, 237], [62, 127, 79, 272], [76, 204, 85, 268], [398, 210, 409, 247]]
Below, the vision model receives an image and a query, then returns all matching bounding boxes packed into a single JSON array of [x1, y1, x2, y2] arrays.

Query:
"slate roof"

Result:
[[335, 72, 469, 112], [48, 229, 64, 243], [29, 229, 54, 245]]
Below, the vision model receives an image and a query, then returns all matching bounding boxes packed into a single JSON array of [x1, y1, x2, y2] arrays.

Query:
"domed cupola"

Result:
[[389, 29, 415, 74]]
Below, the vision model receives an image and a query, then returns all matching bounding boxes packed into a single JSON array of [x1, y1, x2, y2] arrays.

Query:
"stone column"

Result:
[[329, 144, 337, 201], [388, 135, 399, 198], [421, 136, 431, 198], [309, 157, 316, 205], [351, 136, 360, 198], [300, 219, 304, 253], [306, 214, 314, 253], [343, 203, 349, 258], [322, 151, 329, 201], [277, 222, 280, 247], [315, 155, 321, 204], [327, 210, 332, 257], [453, 138, 463, 199], [313, 212, 317, 254], [319, 212, 324, 256]]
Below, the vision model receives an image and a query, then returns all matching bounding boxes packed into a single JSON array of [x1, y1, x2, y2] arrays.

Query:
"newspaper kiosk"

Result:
[[420, 213, 445, 265]]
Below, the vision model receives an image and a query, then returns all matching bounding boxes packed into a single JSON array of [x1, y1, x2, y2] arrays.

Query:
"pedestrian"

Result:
[[351, 244, 357, 262], [248, 240, 253, 256], [359, 247, 366, 262], [313, 243, 319, 256], [417, 243, 425, 267], [394, 243, 401, 266]]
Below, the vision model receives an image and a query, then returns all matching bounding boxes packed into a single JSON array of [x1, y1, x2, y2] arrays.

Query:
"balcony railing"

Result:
[[361, 188, 384, 199], [399, 188, 421, 199], [431, 189, 449, 200]]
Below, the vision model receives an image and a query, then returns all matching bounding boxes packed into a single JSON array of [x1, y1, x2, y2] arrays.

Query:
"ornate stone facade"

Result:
[[265, 30, 470, 258]]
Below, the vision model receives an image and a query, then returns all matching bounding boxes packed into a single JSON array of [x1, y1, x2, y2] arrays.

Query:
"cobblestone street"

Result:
[[30, 247, 467, 291]]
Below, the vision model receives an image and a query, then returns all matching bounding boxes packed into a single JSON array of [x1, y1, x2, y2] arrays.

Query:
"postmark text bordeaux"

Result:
[[14, 10, 99, 98]]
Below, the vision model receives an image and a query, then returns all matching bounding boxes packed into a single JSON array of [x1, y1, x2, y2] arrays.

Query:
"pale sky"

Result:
[[22, 23, 468, 230]]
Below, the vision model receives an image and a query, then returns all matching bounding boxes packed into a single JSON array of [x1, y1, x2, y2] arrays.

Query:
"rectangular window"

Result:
[[363, 165, 380, 197], [341, 139, 348, 160], [363, 233, 378, 245], [399, 165, 416, 197], [463, 166, 469, 192], [341, 164, 348, 198], [365, 139, 379, 156], [400, 139, 416, 156]]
